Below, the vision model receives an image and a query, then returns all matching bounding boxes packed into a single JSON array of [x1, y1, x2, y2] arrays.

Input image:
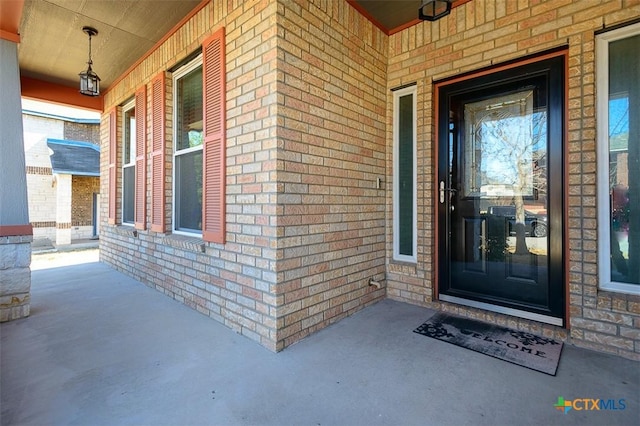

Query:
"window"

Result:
[[173, 56, 203, 234], [108, 109, 117, 225], [393, 85, 417, 262], [168, 28, 226, 242], [122, 99, 135, 225], [596, 22, 640, 294]]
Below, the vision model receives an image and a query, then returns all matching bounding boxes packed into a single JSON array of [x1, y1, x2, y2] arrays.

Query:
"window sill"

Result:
[[162, 234, 206, 253], [391, 258, 417, 267], [112, 225, 138, 238], [599, 282, 640, 298]]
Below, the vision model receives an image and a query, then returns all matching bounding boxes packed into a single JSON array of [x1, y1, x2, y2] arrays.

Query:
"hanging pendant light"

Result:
[[79, 26, 101, 97]]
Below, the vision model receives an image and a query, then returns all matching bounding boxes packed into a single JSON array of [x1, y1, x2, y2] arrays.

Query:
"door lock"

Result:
[[439, 181, 456, 203]]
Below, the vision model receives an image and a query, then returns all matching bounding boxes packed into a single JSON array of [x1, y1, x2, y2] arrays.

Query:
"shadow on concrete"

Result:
[[1, 260, 638, 425]]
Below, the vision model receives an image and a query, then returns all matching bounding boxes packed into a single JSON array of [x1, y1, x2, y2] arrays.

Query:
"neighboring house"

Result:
[[99, 0, 640, 359], [23, 110, 100, 246]]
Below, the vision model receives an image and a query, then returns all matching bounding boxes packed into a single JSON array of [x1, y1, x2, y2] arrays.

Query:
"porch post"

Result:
[[0, 38, 33, 322], [55, 174, 73, 245]]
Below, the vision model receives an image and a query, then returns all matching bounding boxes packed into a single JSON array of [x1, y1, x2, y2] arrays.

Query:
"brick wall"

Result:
[[101, 0, 281, 350], [101, 0, 389, 351], [23, 114, 63, 167], [71, 176, 99, 226], [385, 0, 640, 360], [26, 173, 57, 242], [274, 0, 388, 347], [64, 121, 100, 145]]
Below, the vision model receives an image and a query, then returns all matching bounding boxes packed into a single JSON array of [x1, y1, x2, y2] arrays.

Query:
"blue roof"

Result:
[[46, 139, 100, 176]]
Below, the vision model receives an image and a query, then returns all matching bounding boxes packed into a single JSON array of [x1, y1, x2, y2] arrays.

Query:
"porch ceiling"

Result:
[[13, 0, 424, 108], [17, 0, 202, 92], [350, 0, 424, 33]]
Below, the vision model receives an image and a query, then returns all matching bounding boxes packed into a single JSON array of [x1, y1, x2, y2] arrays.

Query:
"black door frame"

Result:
[[433, 48, 568, 326]]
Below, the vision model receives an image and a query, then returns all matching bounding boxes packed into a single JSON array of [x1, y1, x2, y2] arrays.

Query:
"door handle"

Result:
[[439, 181, 457, 203]]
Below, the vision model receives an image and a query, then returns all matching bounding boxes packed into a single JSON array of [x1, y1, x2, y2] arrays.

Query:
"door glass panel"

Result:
[[460, 90, 548, 273], [464, 91, 535, 199]]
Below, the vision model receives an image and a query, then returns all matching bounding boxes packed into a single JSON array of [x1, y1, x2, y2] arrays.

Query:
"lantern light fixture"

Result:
[[79, 26, 101, 97], [418, 0, 452, 21]]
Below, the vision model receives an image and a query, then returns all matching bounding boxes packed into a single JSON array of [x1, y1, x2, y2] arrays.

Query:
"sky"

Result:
[[609, 97, 629, 137]]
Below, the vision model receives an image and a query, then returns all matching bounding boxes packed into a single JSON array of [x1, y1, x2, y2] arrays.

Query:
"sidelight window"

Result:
[[596, 22, 640, 294], [393, 85, 417, 262]]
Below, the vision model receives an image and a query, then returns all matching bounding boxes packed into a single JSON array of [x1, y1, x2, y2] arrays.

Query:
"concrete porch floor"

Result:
[[1, 257, 638, 425]]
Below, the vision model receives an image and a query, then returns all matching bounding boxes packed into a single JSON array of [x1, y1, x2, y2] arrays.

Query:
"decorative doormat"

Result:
[[414, 313, 563, 375]]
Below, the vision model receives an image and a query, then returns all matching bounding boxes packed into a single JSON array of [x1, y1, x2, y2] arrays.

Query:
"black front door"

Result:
[[437, 54, 565, 325]]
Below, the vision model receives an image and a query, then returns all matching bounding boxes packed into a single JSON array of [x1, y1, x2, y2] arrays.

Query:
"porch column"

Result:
[[0, 38, 32, 322], [55, 174, 72, 245]]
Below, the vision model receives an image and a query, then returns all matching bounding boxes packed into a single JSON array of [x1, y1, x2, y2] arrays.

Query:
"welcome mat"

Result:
[[414, 313, 563, 375]]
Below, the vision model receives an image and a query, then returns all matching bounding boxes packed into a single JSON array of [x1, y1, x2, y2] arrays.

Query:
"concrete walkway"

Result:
[[1, 258, 638, 426], [31, 238, 99, 255]]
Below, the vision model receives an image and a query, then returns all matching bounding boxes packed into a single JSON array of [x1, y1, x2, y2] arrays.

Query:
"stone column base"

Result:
[[0, 235, 32, 322], [0, 294, 31, 322]]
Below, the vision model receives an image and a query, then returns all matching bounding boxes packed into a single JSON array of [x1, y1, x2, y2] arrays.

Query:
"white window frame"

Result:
[[596, 22, 640, 295], [121, 98, 136, 226], [393, 85, 418, 263], [172, 55, 203, 236]]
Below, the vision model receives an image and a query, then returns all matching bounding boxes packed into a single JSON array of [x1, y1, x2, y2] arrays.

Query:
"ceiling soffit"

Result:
[[15, 0, 466, 109], [18, 0, 202, 91]]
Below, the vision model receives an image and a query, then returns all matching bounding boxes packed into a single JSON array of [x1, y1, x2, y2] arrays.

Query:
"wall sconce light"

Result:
[[418, 0, 451, 21], [79, 26, 101, 97]]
